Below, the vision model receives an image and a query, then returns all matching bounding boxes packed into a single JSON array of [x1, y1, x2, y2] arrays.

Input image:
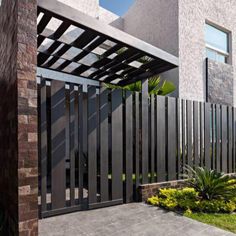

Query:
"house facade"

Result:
[[59, 0, 236, 106], [1, 0, 236, 235], [122, 0, 236, 106]]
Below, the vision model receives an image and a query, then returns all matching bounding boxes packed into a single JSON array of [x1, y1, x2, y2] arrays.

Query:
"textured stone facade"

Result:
[[0, 0, 38, 235], [207, 59, 234, 106], [0, 1, 18, 234]]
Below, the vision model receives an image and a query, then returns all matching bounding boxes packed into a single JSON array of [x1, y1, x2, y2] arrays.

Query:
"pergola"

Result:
[[37, 0, 178, 86]]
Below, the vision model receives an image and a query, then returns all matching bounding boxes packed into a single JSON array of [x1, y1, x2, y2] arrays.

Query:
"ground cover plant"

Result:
[[147, 166, 236, 233], [184, 212, 236, 234]]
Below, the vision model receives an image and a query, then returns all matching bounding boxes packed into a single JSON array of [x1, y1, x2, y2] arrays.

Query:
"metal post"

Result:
[[141, 78, 149, 184]]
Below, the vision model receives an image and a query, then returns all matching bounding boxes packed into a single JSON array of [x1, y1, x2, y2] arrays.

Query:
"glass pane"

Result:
[[206, 48, 216, 60], [205, 24, 228, 53], [206, 48, 228, 63]]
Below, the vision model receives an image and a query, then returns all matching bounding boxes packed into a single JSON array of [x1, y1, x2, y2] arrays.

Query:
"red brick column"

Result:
[[0, 0, 38, 235]]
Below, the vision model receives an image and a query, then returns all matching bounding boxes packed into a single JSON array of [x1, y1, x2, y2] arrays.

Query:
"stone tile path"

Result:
[[39, 203, 235, 236]]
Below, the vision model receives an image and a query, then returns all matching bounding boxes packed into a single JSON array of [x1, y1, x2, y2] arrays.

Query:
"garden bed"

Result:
[[147, 166, 236, 234]]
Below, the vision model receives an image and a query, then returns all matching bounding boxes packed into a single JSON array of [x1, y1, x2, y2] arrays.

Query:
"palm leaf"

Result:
[[104, 76, 176, 96], [156, 80, 176, 95], [184, 165, 236, 200]]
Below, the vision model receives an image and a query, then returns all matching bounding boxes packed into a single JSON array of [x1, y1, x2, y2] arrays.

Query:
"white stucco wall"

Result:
[[99, 7, 119, 23], [57, 0, 99, 18], [57, 0, 123, 28], [178, 0, 236, 103]]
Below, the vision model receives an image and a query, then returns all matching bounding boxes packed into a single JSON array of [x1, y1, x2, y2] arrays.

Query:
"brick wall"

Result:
[[138, 173, 236, 202], [138, 180, 186, 202], [0, 0, 38, 235]]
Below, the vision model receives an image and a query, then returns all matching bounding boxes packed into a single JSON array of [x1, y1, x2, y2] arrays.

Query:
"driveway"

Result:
[[39, 203, 235, 236]]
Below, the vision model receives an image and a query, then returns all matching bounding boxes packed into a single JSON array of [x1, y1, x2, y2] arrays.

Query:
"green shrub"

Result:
[[221, 201, 236, 213], [147, 185, 236, 213], [184, 165, 236, 201], [197, 200, 236, 213], [147, 168, 236, 214], [198, 200, 221, 213], [147, 196, 159, 206], [148, 188, 199, 211]]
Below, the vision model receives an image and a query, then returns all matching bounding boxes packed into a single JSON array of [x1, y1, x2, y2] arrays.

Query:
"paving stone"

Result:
[[39, 203, 235, 236]]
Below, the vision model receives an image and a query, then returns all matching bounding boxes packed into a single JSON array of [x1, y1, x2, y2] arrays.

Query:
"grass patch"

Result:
[[184, 212, 236, 234]]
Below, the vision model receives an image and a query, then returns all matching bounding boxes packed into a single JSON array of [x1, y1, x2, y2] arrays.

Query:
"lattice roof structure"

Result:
[[37, 0, 178, 86]]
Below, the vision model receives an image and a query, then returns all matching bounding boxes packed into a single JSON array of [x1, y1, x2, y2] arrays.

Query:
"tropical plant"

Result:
[[101, 46, 176, 96], [104, 76, 176, 96], [184, 165, 236, 201]]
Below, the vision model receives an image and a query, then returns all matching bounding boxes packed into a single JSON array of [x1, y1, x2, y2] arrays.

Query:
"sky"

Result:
[[100, 0, 135, 16]]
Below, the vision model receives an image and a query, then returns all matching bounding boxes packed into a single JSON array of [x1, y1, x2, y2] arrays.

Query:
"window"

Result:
[[205, 23, 230, 63]]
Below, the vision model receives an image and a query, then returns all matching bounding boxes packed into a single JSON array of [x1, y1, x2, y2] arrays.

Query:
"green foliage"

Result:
[[147, 183, 236, 213], [184, 213, 236, 234], [147, 188, 199, 211], [184, 165, 236, 201], [147, 168, 236, 214], [105, 76, 176, 96], [104, 46, 176, 95], [147, 196, 159, 206]]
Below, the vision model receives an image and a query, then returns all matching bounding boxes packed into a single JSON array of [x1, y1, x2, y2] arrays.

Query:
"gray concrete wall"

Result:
[[123, 0, 179, 57], [207, 59, 234, 106]]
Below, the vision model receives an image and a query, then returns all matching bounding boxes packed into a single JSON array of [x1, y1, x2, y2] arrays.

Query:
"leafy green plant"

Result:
[[184, 165, 236, 201], [101, 46, 176, 96], [184, 213, 236, 234], [147, 188, 199, 211], [147, 168, 236, 214], [147, 186, 236, 213], [105, 76, 176, 96]]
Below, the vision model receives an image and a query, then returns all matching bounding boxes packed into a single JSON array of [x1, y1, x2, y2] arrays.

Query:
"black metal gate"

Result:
[[38, 77, 236, 218], [38, 78, 139, 218]]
